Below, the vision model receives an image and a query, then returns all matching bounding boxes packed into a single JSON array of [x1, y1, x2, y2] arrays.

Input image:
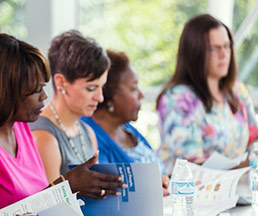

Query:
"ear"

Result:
[[53, 73, 67, 90]]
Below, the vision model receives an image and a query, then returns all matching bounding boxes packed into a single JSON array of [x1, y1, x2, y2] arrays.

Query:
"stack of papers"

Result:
[[0, 181, 83, 216]]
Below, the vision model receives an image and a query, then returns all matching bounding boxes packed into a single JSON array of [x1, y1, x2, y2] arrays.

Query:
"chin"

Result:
[[27, 115, 40, 122], [83, 110, 95, 117]]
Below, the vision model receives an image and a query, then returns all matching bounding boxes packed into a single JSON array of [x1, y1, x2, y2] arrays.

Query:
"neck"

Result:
[[93, 109, 124, 137], [41, 94, 79, 135], [0, 121, 17, 157], [207, 77, 224, 106]]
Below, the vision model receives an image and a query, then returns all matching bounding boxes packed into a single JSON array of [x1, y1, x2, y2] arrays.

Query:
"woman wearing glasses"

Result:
[[156, 14, 257, 174]]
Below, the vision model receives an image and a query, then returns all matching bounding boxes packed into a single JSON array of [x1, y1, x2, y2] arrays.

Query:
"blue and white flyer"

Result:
[[78, 163, 163, 216]]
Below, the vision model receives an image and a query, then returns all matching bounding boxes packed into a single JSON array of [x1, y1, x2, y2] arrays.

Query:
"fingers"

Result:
[[162, 175, 169, 189], [163, 187, 169, 196], [89, 169, 122, 182], [84, 151, 99, 168], [78, 188, 121, 200]]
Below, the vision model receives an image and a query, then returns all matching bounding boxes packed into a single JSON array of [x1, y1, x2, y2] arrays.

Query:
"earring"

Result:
[[107, 102, 114, 113], [61, 89, 66, 95], [57, 87, 66, 95]]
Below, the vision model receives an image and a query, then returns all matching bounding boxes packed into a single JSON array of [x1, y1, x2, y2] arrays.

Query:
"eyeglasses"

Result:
[[208, 43, 231, 56]]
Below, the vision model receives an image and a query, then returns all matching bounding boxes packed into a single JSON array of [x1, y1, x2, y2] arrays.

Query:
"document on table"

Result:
[[189, 163, 249, 216], [202, 151, 248, 170], [164, 163, 249, 216], [70, 163, 163, 216], [0, 181, 83, 216]]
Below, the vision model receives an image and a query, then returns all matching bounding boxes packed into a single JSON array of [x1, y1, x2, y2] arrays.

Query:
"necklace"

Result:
[[49, 103, 87, 163]]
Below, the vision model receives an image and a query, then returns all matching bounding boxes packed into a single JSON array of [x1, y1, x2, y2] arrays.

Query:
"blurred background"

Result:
[[1, 0, 258, 149]]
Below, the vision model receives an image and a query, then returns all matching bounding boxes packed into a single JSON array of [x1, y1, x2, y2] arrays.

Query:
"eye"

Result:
[[86, 86, 97, 92], [33, 84, 46, 94]]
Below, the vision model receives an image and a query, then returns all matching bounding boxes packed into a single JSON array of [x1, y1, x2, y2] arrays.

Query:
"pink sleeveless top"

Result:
[[0, 122, 48, 208]]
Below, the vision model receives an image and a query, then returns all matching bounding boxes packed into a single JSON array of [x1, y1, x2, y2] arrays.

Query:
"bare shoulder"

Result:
[[31, 129, 59, 150], [82, 122, 98, 151]]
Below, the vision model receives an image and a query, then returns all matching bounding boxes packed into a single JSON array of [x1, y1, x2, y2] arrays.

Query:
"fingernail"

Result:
[[116, 191, 121, 196], [122, 184, 128, 188]]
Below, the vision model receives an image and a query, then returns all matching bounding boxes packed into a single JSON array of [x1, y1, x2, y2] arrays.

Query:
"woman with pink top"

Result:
[[0, 33, 125, 209]]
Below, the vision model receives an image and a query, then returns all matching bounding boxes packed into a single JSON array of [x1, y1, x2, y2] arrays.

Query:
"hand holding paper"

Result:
[[65, 151, 126, 199]]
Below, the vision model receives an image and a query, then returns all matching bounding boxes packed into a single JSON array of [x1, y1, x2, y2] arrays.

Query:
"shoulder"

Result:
[[160, 84, 198, 103], [14, 121, 30, 133], [158, 84, 200, 113], [13, 122, 33, 142], [29, 116, 56, 131], [79, 120, 98, 151], [124, 123, 151, 148], [233, 81, 250, 100]]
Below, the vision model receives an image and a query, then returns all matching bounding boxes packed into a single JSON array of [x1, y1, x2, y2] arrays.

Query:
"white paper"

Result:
[[202, 151, 248, 170], [164, 163, 249, 216], [38, 203, 82, 216], [0, 181, 83, 216]]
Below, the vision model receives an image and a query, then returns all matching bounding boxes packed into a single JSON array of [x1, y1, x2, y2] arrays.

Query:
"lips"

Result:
[[88, 104, 98, 110], [35, 105, 44, 114]]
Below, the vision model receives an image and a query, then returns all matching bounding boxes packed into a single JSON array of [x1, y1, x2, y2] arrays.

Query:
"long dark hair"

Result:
[[156, 14, 238, 113]]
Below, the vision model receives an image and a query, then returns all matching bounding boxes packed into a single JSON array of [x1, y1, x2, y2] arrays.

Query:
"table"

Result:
[[163, 197, 253, 216]]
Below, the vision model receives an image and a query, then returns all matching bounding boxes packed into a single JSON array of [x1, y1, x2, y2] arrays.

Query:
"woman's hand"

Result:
[[162, 175, 170, 196], [64, 152, 127, 199]]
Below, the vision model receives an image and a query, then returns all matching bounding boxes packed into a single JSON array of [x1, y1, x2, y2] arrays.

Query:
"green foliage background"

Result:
[[79, 0, 258, 88], [79, 0, 207, 87]]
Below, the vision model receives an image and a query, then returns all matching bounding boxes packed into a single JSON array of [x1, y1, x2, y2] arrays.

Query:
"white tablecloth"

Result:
[[163, 197, 253, 216]]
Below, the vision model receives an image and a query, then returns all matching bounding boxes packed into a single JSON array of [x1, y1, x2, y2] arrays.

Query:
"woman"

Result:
[[81, 50, 169, 195], [0, 33, 125, 208], [30, 30, 109, 183], [156, 14, 258, 174]]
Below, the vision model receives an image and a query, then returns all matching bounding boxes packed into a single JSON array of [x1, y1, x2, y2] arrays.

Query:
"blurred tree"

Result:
[[234, 0, 258, 86], [0, 0, 26, 39], [79, 0, 207, 87]]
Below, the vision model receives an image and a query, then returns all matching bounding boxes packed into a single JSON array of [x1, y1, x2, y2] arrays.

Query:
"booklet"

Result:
[[70, 163, 163, 216], [190, 163, 249, 215], [164, 163, 249, 216], [0, 181, 83, 216]]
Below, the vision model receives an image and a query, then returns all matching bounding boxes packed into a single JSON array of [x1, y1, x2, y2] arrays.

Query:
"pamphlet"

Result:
[[164, 163, 249, 216], [0, 181, 83, 216], [70, 163, 163, 216], [202, 151, 248, 170]]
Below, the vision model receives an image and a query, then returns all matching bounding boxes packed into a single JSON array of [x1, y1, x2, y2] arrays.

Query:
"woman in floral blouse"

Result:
[[156, 14, 257, 174]]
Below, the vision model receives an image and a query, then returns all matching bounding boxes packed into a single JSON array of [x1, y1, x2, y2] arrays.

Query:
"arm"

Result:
[[31, 130, 62, 183], [235, 82, 258, 147]]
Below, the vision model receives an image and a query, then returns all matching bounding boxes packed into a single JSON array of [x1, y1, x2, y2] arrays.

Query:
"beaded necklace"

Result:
[[49, 103, 87, 163]]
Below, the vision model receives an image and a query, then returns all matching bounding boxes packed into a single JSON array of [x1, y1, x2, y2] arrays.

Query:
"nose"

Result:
[[218, 47, 229, 59], [138, 89, 144, 100], [94, 88, 104, 103], [40, 88, 48, 101]]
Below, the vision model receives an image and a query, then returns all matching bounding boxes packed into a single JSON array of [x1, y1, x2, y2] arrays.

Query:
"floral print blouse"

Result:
[[157, 82, 257, 174]]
